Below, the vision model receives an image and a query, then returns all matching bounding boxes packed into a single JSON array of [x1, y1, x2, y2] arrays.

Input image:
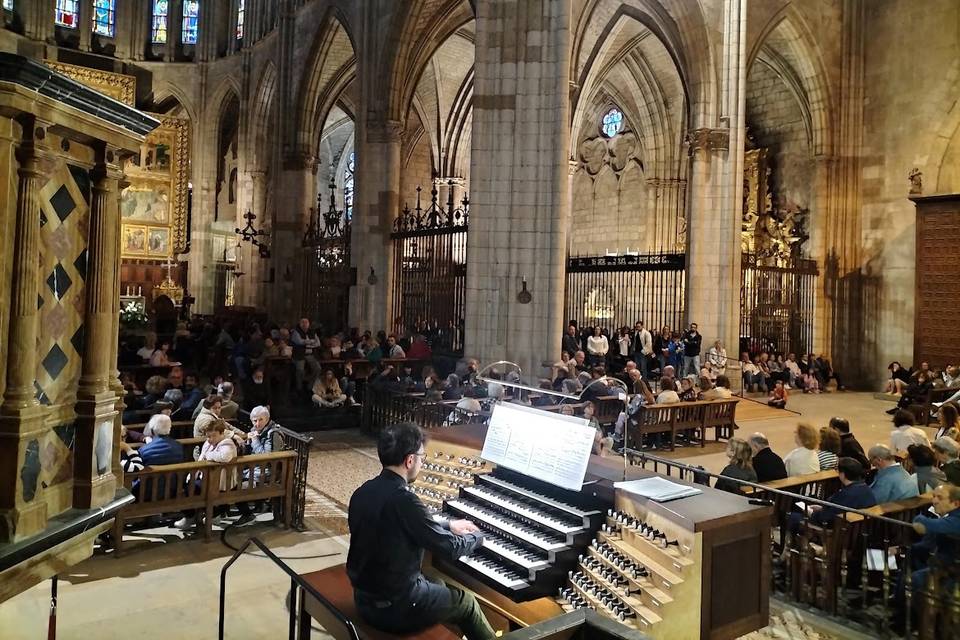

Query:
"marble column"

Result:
[[464, 0, 573, 379], [0, 121, 50, 542], [684, 0, 748, 390], [350, 119, 401, 333], [74, 147, 122, 509]]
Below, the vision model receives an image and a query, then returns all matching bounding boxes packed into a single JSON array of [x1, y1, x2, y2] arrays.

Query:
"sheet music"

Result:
[[481, 403, 595, 491]]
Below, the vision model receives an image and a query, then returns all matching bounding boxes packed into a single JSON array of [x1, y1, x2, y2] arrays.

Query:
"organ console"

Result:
[[413, 423, 771, 639]]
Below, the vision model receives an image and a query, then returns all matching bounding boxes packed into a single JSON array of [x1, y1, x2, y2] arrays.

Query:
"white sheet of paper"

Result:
[[481, 403, 595, 491]]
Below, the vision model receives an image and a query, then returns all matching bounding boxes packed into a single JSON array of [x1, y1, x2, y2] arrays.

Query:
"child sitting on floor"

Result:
[[768, 379, 788, 408]]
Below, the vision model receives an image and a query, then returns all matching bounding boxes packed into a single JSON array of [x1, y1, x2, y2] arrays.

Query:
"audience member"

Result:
[[715, 437, 757, 495], [681, 323, 702, 377], [702, 374, 733, 400], [741, 354, 764, 393], [386, 334, 406, 359], [868, 444, 920, 502], [248, 405, 280, 455], [749, 433, 788, 482], [656, 378, 680, 404], [243, 367, 272, 410], [291, 318, 321, 390], [933, 437, 960, 485], [632, 322, 653, 379], [312, 370, 347, 408], [784, 423, 820, 476], [829, 417, 870, 469], [907, 444, 946, 493], [137, 332, 157, 362], [818, 426, 840, 470], [138, 414, 184, 466], [706, 340, 727, 377], [562, 324, 580, 357], [889, 410, 930, 453], [885, 362, 912, 395], [935, 402, 960, 440], [678, 377, 697, 402], [768, 379, 788, 409], [807, 458, 877, 526], [586, 327, 609, 367]]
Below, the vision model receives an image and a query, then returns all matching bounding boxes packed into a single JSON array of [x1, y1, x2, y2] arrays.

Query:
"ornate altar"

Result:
[[741, 139, 808, 265]]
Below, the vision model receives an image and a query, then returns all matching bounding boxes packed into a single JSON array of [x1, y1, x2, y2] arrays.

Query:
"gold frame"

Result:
[[44, 60, 136, 106], [122, 224, 149, 256]]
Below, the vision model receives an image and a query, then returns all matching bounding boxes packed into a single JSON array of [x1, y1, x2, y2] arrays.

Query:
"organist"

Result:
[[346, 422, 497, 639]]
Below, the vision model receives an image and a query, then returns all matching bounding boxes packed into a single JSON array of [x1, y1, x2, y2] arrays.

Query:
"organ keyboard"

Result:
[[416, 424, 771, 639]]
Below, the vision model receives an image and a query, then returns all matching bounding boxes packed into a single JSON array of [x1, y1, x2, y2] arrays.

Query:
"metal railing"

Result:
[[273, 426, 313, 530]]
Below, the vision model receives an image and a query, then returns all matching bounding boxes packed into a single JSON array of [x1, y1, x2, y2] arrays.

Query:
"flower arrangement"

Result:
[[119, 301, 149, 329]]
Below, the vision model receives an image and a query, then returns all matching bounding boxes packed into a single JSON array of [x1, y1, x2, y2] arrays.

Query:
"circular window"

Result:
[[601, 108, 623, 137]]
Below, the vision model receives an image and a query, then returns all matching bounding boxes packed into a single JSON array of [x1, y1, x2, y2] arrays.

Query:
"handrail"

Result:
[[218, 536, 355, 640], [624, 448, 917, 529]]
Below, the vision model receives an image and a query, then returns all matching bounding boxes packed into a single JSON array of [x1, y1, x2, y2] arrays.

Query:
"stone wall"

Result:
[[745, 61, 813, 213], [860, 0, 960, 384]]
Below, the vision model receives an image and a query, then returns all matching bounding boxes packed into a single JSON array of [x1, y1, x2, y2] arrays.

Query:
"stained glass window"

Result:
[[2, 1, 13, 12], [151, 0, 168, 44], [344, 151, 354, 221], [236, 0, 244, 40], [182, 0, 199, 45], [54, 0, 79, 28], [92, 0, 116, 37], [601, 108, 624, 138]]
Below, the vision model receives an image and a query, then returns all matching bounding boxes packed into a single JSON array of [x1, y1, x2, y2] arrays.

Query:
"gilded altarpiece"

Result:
[[41, 61, 190, 260]]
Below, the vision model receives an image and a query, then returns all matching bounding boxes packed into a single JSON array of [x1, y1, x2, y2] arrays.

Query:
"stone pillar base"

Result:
[[73, 394, 120, 510], [0, 406, 48, 542]]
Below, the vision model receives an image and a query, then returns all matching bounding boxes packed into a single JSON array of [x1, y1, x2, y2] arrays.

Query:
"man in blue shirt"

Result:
[[868, 443, 920, 503]]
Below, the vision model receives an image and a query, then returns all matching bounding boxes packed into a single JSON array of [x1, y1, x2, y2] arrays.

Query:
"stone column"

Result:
[[271, 153, 317, 320], [684, 0, 748, 390], [198, 0, 219, 61], [74, 147, 122, 509], [78, 0, 92, 51], [0, 121, 50, 542], [166, 0, 183, 62], [350, 119, 401, 333], [464, 0, 573, 379]]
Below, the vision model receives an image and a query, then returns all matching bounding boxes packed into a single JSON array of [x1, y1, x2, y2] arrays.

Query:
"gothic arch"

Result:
[[295, 9, 357, 157], [151, 82, 197, 123], [747, 6, 835, 156], [251, 61, 278, 167]]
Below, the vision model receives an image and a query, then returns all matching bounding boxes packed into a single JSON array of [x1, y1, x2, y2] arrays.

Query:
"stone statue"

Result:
[[908, 167, 923, 194]]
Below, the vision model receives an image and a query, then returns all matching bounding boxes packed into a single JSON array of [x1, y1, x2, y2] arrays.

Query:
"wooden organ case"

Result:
[[413, 425, 771, 639]]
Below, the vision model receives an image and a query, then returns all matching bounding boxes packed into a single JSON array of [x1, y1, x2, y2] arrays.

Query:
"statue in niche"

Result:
[[908, 167, 923, 194]]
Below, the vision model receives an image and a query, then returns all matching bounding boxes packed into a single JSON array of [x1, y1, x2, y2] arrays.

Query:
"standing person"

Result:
[[562, 324, 580, 357], [291, 318, 321, 391], [631, 321, 653, 380], [346, 423, 495, 640], [586, 326, 609, 368], [653, 326, 671, 378], [617, 328, 631, 370], [681, 323, 702, 377]]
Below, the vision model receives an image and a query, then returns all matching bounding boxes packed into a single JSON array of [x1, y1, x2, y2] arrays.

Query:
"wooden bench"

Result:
[[299, 564, 460, 640], [625, 399, 740, 451], [112, 450, 296, 553], [746, 470, 841, 549], [909, 387, 959, 425], [129, 436, 204, 462]]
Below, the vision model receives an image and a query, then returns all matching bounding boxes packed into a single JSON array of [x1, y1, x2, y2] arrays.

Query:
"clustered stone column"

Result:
[[349, 119, 401, 333], [464, 0, 573, 378], [0, 120, 50, 542], [74, 146, 123, 510]]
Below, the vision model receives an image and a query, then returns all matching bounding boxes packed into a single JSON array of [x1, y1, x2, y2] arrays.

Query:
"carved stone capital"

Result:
[[685, 128, 729, 155], [282, 151, 319, 172], [366, 119, 403, 144]]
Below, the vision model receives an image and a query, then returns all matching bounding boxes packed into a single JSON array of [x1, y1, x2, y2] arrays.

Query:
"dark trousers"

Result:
[[356, 576, 495, 640]]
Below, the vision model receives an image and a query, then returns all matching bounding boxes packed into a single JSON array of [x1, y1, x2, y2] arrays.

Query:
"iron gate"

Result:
[[564, 252, 686, 333], [300, 182, 354, 333], [740, 252, 818, 356], [390, 183, 468, 352]]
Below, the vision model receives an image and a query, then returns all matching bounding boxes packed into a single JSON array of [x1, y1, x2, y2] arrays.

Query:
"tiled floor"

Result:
[[0, 393, 910, 639]]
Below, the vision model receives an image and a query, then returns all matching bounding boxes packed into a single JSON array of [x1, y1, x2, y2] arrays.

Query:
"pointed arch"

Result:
[[251, 61, 278, 166], [747, 5, 835, 155], [295, 7, 357, 157]]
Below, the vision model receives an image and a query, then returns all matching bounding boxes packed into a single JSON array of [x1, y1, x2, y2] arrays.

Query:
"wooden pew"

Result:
[[112, 450, 297, 553], [624, 399, 739, 451], [747, 470, 841, 549], [129, 436, 204, 463]]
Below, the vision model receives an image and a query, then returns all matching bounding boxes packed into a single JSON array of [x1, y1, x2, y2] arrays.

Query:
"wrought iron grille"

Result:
[[740, 252, 819, 356], [300, 182, 354, 333], [564, 252, 686, 333], [390, 182, 469, 352]]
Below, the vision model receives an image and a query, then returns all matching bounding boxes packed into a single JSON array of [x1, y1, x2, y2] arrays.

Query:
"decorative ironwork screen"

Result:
[[564, 252, 686, 333], [301, 181, 354, 333], [740, 252, 819, 356], [390, 182, 469, 352]]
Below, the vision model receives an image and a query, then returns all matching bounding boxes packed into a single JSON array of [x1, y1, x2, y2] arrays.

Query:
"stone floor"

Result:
[[0, 392, 912, 639]]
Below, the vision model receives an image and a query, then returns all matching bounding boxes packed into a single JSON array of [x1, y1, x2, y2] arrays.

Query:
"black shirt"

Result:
[[839, 432, 870, 469], [753, 447, 788, 482], [682, 331, 702, 357], [346, 469, 483, 599]]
